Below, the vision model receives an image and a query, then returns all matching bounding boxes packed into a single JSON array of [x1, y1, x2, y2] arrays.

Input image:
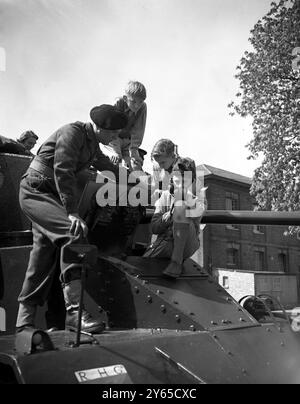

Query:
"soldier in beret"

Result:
[[16, 105, 128, 334]]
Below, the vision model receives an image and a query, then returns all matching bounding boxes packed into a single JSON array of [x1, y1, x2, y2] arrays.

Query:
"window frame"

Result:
[[225, 192, 240, 230], [226, 243, 240, 267], [253, 247, 266, 271]]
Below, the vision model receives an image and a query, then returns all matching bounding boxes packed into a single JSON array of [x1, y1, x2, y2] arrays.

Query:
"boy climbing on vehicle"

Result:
[[107, 81, 147, 171]]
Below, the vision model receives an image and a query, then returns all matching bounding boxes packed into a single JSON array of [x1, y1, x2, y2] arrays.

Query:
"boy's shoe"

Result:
[[46, 327, 59, 333], [162, 261, 183, 279], [65, 309, 105, 334]]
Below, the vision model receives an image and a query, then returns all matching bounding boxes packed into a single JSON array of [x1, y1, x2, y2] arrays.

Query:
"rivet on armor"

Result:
[[147, 295, 153, 303], [160, 305, 166, 313], [175, 315, 181, 323], [190, 325, 196, 331], [134, 286, 139, 294]]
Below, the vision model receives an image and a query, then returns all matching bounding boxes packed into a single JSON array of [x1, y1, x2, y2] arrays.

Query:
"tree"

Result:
[[229, 0, 300, 226]]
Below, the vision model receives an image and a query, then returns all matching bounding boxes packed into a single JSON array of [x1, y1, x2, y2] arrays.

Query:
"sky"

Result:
[[0, 0, 274, 177]]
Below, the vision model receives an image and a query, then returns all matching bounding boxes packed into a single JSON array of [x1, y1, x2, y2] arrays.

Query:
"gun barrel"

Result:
[[202, 210, 300, 225], [143, 209, 300, 226]]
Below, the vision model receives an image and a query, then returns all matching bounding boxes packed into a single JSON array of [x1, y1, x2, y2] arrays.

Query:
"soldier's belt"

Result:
[[29, 157, 54, 179]]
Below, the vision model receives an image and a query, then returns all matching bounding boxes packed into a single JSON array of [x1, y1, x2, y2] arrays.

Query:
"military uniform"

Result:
[[16, 107, 128, 332]]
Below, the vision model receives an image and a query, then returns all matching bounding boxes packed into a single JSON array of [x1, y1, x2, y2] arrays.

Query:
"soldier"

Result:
[[17, 131, 39, 156], [16, 104, 128, 334]]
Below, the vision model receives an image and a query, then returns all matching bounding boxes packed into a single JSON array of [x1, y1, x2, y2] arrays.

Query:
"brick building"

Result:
[[197, 164, 300, 275]]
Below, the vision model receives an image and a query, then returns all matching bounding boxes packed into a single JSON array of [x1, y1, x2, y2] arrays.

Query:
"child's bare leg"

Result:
[[183, 222, 200, 258], [163, 202, 191, 279]]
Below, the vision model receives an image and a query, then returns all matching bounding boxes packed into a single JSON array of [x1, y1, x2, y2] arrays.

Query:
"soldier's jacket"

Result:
[[33, 121, 120, 214]]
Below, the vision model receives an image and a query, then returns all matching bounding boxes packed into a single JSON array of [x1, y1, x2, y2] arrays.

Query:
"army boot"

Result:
[[163, 222, 190, 279], [63, 279, 105, 334]]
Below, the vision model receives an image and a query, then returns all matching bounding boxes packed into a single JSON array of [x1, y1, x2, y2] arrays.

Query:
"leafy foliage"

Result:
[[230, 0, 300, 228]]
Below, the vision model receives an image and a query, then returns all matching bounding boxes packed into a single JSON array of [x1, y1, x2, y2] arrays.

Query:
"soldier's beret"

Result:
[[90, 104, 128, 130], [138, 148, 147, 157]]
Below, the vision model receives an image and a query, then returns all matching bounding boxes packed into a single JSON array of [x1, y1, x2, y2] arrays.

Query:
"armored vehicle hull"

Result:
[[1, 153, 300, 384]]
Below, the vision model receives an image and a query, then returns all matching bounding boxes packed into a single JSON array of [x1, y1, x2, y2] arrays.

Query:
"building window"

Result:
[[227, 249, 238, 266], [253, 225, 264, 234], [254, 248, 266, 271], [226, 224, 239, 231], [222, 276, 229, 289], [278, 252, 288, 272], [225, 192, 239, 210], [227, 243, 240, 267], [225, 192, 240, 230]]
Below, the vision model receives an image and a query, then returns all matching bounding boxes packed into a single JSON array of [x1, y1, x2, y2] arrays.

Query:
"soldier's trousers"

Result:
[[18, 169, 83, 307]]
